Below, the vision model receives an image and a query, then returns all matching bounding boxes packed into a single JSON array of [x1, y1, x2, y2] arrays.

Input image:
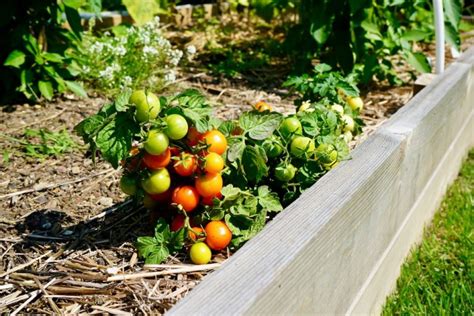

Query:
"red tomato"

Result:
[[142, 148, 171, 169], [172, 186, 200, 212], [205, 221, 232, 251], [201, 192, 223, 206], [202, 130, 227, 155], [187, 127, 203, 146], [171, 214, 185, 232], [195, 173, 223, 198], [174, 153, 197, 177]]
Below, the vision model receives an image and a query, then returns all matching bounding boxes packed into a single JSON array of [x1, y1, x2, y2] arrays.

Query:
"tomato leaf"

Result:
[[257, 186, 283, 212], [114, 90, 132, 112], [136, 236, 159, 258], [169, 228, 186, 253], [145, 246, 169, 264], [241, 145, 268, 183], [230, 210, 267, 249], [239, 111, 282, 140], [227, 138, 246, 162], [221, 185, 242, 200]]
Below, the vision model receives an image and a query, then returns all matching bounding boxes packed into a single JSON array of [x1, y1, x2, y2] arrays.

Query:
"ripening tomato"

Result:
[[331, 104, 344, 115], [141, 168, 171, 194], [172, 186, 200, 212], [347, 96, 364, 112], [174, 153, 197, 177], [120, 175, 137, 195], [165, 114, 189, 140], [201, 192, 223, 206], [195, 173, 223, 198], [205, 221, 232, 251], [143, 148, 171, 170], [204, 152, 224, 174], [188, 227, 205, 241], [190, 242, 212, 265], [187, 127, 202, 146], [202, 130, 227, 155], [255, 101, 272, 112], [171, 214, 186, 232], [144, 130, 169, 155]]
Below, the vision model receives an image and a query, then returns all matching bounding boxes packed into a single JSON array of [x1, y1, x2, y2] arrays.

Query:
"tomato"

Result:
[[255, 101, 272, 112], [188, 227, 205, 241], [143, 148, 171, 170], [187, 127, 202, 146], [171, 214, 185, 232], [263, 136, 284, 158], [150, 189, 172, 203], [204, 152, 224, 174], [172, 186, 200, 212], [205, 221, 232, 251], [144, 130, 169, 155], [130, 90, 160, 122], [195, 173, 223, 198], [174, 153, 197, 177], [165, 114, 189, 140], [202, 130, 227, 155], [279, 117, 302, 138], [341, 115, 355, 132], [331, 104, 344, 115], [314, 143, 338, 165], [169, 146, 180, 156], [342, 131, 353, 143], [290, 136, 315, 158], [347, 96, 364, 112], [274, 163, 297, 182], [143, 194, 158, 209], [201, 192, 222, 206], [189, 242, 212, 265], [141, 168, 171, 194], [120, 175, 137, 195]]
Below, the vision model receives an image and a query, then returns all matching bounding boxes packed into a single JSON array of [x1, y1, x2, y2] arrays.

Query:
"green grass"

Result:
[[382, 150, 474, 315]]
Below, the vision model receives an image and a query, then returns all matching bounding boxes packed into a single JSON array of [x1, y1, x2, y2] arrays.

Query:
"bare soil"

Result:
[[0, 18, 472, 314]]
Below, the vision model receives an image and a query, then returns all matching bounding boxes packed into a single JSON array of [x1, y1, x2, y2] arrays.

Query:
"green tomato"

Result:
[[165, 114, 189, 140], [130, 90, 161, 123], [190, 242, 212, 265], [341, 115, 355, 132], [331, 104, 344, 115], [290, 136, 315, 158], [274, 163, 297, 182], [279, 117, 302, 138], [314, 143, 338, 165], [120, 175, 137, 195], [347, 96, 364, 112], [263, 136, 284, 158], [141, 168, 171, 194], [342, 131, 353, 143], [144, 130, 169, 155]]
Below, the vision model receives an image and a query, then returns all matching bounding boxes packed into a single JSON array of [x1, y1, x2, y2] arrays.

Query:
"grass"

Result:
[[382, 150, 474, 315]]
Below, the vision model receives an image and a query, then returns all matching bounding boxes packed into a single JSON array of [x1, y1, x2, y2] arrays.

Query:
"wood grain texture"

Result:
[[168, 49, 474, 316]]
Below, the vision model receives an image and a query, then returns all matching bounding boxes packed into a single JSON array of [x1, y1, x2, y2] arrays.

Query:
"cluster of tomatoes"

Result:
[[119, 90, 233, 265]]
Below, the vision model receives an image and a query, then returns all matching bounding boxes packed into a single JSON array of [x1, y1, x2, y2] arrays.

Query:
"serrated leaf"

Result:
[[136, 236, 158, 258], [95, 112, 139, 168], [123, 0, 162, 25], [115, 90, 132, 112], [221, 185, 242, 200], [299, 113, 320, 137], [183, 107, 210, 133], [169, 228, 186, 253], [242, 145, 268, 183], [4, 50, 26, 68], [401, 30, 430, 42], [144, 246, 169, 264], [239, 112, 282, 140], [74, 114, 104, 142], [336, 81, 359, 97], [230, 210, 267, 248], [257, 186, 283, 212], [38, 81, 54, 100], [227, 139, 245, 162], [224, 214, 253, 235]]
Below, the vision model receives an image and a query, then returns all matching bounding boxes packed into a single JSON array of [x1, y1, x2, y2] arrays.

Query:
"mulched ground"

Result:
[[1, 16, 473, 314]]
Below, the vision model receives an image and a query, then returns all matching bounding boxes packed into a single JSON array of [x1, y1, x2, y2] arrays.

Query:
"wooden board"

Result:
[[168, 48, 474, 315]]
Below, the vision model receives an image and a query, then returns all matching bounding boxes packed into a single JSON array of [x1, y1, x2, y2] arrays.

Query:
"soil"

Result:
[[0, 16, 473, 314]]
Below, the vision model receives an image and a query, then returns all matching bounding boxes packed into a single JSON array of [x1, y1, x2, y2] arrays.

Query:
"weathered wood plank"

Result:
[[168, 48, 474, 315]]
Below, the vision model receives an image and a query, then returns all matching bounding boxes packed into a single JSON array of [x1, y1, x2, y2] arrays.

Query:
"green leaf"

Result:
[[299, 113, 320, 137], [136, 236, 158, 258], [169, 228, 186, 253], [86, 0, 102, 16], [4, 50, 26, 68], [65, 81, 87, 98], [123, 0, 162, 25], [154, 218, 171, 243], [115, 91, 132, 112], [64, 5, 82, 40], [257, 186, 283, 212], [42, 52, 64, 63], [63, 0, 85, 9], [314, 64, 332, 73], [443, 0, 462, 29], [221, 185, 242, 200], [38, 81, 54, 100], [227, 138, 246, 162], [218, 120, 236, 137], [239, 112, 282, 140], [406, 51, 431, 73], [182, 107, 210, 133], [145, 246, 169, 264], [401, 30, 431, 42], [95, 112, 140, 168], [336, 81, 359, 97], [74, 114, 105, 142], [241, 145, 268, 183], [224, 214, 253, 235], [230, 210, 267, 249]]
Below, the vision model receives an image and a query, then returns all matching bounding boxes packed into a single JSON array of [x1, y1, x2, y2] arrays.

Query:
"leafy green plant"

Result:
[[0, 0, 98, 102], [75, 17, 185, 96]]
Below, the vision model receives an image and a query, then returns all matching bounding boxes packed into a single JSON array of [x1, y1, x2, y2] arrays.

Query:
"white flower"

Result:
[[143, 46, 158, 56], [116, 45, 127, 56], [90, 42, 104, 53], [153, 16, 160, 25], [169, 49, 183, 66], [164, 71, 176, 83], [123, 76, 132, 86], [186, 45, 196, 55]]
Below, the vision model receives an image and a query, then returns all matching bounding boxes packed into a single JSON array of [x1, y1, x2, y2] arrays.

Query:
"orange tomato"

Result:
[[202, 130, 227, 155], [195, 173, 223, 198], [188, 227, 205, 241], [174, 153, 197, 177], [255, 100, 272, 112], [205, 221, 232, 251], [142, 148, 171, 169], [172, 186, 200, 212], [204, 152, 224, 174], [201, 192, 223, 206]]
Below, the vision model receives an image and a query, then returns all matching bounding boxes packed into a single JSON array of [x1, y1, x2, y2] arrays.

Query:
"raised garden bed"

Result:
[[167, 47, 474, 314]]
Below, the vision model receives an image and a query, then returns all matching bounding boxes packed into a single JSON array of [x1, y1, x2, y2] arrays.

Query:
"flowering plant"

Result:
[[76, 17, 185, 95]]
